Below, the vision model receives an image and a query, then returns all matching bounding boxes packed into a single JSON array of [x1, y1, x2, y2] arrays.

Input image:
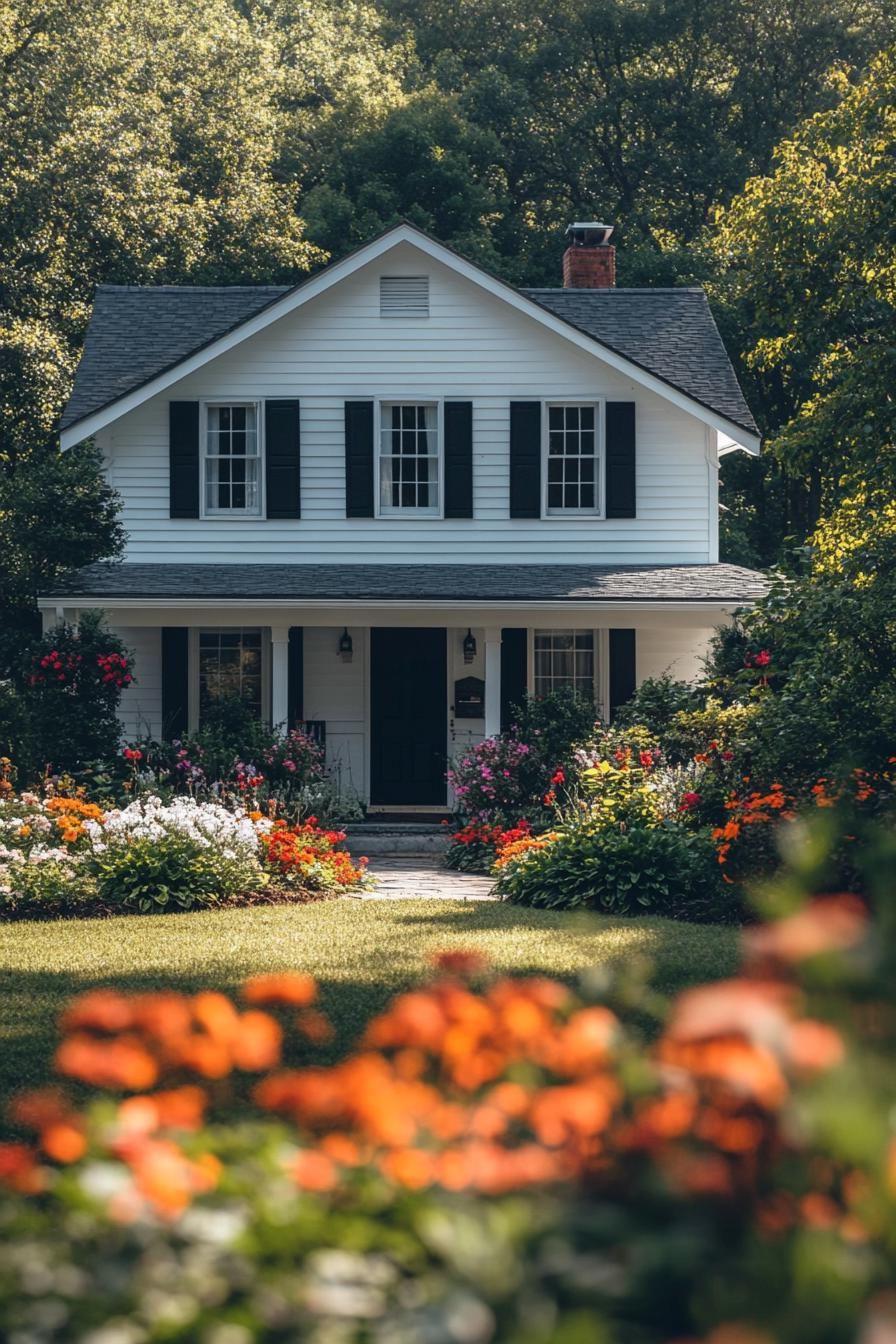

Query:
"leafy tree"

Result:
[[376, 0, 895, 283], [711, 47, 896, 557], [0, 0, 407, 662]]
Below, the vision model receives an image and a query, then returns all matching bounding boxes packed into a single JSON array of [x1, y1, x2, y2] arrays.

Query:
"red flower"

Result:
[[550, 768, 565, 785], [679, 791, 702, 812]]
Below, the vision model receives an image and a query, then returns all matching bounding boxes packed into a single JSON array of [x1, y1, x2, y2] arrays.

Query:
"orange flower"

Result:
[[242, 972, 318, 1007], [291, 1149, 338, 1192], [231, 1011, 283, 1071], [743, 895, 867, 966], [192, 991, 241, 1044], [55, 1034, 159, 1091], [40, 1121, 87, 1164], [381, 1146, 437, 1189], [60, 989, 135, 1034], [786, 1020, 844, 1072]]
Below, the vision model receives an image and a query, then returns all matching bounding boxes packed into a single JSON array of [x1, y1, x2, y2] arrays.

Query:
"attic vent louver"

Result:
[[380, 275, 429, 318]]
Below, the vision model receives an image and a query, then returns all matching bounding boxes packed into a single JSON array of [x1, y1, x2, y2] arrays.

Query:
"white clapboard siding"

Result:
[[109, 626, 162, 740], [637, 622, 718, 684], [97, 242, 715, 565]]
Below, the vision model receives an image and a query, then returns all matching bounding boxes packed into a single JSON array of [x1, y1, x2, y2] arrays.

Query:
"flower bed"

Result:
[[0, 789, 368, 918], [0, 841, 891, 1340]]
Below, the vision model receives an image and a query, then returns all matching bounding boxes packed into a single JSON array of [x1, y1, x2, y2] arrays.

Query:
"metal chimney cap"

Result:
[[565, 222, 614, 247]]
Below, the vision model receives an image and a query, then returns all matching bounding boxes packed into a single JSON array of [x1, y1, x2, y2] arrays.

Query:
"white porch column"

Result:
[[270, 625, 290, 735], [484, 626, 502, 738]]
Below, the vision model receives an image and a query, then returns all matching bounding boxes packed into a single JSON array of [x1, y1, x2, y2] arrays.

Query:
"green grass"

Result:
[[0, 901, 738, 1102]]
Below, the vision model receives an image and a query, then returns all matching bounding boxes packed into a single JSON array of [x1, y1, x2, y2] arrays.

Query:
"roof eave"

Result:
[[59, 222, 760, 452]]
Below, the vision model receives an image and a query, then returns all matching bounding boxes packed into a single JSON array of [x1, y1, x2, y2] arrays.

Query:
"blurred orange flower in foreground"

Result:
[[0, 903, 867, 1221]]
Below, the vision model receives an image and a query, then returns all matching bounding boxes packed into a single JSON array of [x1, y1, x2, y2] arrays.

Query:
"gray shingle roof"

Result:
[[61, 285, 290, 431], [43, 562, 768, 604], [60, 256, 758, 439], [521, 288, 757, 436]]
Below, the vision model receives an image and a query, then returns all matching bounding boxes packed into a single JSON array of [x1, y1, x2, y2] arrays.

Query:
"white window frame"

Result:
[[375, 398, 444, 519], [200, 400, 265, 520], [542, 400, 604, 519], [188, 627, 271, 733], [529, 628, 602, 707]]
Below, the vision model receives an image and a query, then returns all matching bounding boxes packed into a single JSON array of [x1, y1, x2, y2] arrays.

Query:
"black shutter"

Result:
[[265, 399, 301, 519], [509, 401, 541, 518], [500, 628, 528, 730], [169, 401, 200, 518], [287, 626, 303, 729], [605, 401, 636, 518], [161, 628, 189, 739], [444, 401, 473, 518], [609, 629, 637, 721], [345, 400, 374, 518]]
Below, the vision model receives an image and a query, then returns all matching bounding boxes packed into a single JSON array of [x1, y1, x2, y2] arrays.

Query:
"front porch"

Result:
[[39, 561, 767, 808], [43, 610, 721, 808]]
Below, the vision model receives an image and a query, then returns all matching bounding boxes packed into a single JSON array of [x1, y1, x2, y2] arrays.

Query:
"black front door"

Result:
[[370, 627, 447, 805]]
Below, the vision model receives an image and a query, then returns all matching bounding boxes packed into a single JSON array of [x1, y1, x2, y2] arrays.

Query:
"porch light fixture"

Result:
[[462, 629, 477, 664], [338, 628, 353, 663]]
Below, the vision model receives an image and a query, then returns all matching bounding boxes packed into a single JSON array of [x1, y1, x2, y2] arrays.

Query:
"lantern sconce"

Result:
[[462, 628, 477, 664], [338, 628, 353, 663]]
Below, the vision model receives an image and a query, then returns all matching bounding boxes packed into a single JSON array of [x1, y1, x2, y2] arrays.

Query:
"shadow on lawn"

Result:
[[0, 964, 399, 1103]]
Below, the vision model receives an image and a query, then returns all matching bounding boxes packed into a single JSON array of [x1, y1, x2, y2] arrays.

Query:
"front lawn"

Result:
[[0, 900, 739, 1102]]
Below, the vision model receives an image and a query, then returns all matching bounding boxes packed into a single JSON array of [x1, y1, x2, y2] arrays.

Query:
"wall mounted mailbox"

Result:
[[453, 676, 485, 719]]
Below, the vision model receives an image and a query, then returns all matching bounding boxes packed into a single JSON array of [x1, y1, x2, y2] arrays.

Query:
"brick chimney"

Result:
[[562, 222, 615, 288]]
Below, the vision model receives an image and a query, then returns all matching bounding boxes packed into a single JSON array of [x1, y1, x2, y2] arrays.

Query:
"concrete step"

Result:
[[341, 822, 451, 858]]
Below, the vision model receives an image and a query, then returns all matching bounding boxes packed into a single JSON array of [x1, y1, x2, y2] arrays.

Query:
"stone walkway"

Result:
[[351, 857, 498, 901]]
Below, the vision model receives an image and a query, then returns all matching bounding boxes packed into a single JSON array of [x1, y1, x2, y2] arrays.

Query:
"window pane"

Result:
[[534, 630, 595, 700], [544, 405, 598, 513], [380, 403, 439, 512], [199, 629, 263, 721], [205, 405, 260, 513]]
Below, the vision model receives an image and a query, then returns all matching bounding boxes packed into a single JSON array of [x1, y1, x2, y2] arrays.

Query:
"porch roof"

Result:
[[41, 562, 768, 605]]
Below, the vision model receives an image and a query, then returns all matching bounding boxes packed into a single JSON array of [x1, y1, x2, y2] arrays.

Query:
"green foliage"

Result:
[[513, 688, 599, 770], [711, 46, 896, 558], [704, 493, 896, 788], [91, 832, 257, 913], [614, 674, 699, 740], [13, 613, 132, 780], [496, 819, 731, 918]]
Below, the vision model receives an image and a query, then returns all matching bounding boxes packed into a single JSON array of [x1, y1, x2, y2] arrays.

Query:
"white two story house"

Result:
[[41, 221, 764, 810]]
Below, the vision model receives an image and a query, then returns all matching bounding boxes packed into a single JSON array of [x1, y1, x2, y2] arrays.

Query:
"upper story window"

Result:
[[545, 403, 600, 515], [379, 402, 441, 515], [534, 630, 596, 699], [203, 402, 262, 517], [380, 275, 429, 318]]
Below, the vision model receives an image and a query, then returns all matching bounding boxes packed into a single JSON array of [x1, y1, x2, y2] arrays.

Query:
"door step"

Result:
[[342, 821, 451, 859]]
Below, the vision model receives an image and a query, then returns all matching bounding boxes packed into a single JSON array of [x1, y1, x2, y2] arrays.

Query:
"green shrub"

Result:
[[494, 822, 733, 921], [513, 687, 598, 766], [613, 673, 699, 739], [90, 798, 263, 913]]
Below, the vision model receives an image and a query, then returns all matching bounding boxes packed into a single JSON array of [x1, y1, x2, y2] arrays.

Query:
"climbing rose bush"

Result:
[[1, 824, 894, 1341]]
